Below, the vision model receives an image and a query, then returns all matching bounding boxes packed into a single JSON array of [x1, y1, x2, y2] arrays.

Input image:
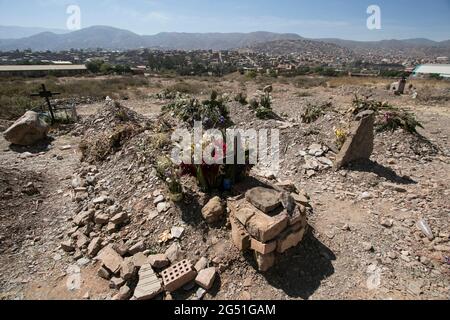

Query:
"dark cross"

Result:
[[30, 84, 60, 124]]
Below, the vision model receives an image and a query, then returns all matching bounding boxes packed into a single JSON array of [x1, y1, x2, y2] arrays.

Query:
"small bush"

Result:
[[248, 93, 276, 120], [334, 128, 348, 150], [377, 111, 424, 134], [234, 92, 248, 105], [162, 91, 232, 129], [301, 102, 332, 123], [79, 124, 138, 163], [155, 155, 183, 201], [351, 95, 424, 134], [245, 70, 257, 80]]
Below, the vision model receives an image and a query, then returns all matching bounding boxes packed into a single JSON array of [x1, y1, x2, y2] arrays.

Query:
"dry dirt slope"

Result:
[[0, 80, 449, 300]]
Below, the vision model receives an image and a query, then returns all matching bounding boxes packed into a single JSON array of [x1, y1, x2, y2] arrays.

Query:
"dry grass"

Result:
[[0, 76, 152, 120]]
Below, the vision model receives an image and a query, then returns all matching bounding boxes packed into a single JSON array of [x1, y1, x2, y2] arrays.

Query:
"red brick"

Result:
[[250, 237, 277, 254], [254, 252, 275, 272], [246, 210, 289, 242], [231, 217, 250, 251], [234, 207, 256, 225], [277, 228, 306, 254], [161, 260, 197, 292]]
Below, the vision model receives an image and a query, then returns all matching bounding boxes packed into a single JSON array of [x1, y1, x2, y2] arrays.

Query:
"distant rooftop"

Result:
[[0, 65, 87, 72], [413, 64, 450, 77]]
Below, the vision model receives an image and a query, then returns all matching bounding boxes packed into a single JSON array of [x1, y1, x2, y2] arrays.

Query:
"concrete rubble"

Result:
[[334, 110, 375, 169]]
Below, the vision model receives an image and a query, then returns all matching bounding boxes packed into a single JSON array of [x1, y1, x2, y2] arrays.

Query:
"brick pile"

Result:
[[229, 187, 309, 272]]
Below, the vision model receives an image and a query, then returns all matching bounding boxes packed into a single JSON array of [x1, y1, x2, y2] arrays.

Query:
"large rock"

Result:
[[334, 111, 375, 170], [3, 111, 49, 146], [245, 188, 281, 214], [201, 197, 224, 224], [96, 245, 123, 274]]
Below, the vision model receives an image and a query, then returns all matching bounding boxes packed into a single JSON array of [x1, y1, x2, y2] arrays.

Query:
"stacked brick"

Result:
[[229, 187, 309, 272]]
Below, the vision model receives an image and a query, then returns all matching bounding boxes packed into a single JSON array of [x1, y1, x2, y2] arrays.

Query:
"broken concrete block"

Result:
[[61, 240, 75, 253], [195, 267, 217, 290], [128, 240, 145, 255], [133, 252, 148, 268], [112, 243, 129, 257], [97, 266, 111, 280], [246, 210, 289, 243], [161, 260, 197, 292], [110, 277, 125, 289], [165, 242, 182, 263], [87, 237, 103, 257], [106, 222, 117, 234], [96, 245, 123, 275], [194, 257, 209, 272], [72, 210, 94, 226], [201, 197, 224, 224], [76, 233, 90, 249], [254, 252, 275, 272], [234, 207, 256, 226], [287, 206, 304, 226], [94, 212, 109, 225], [334, 111, 375, 170], [3, 111, 49, 146], [231, 217, 250, 251], [110, 212, 129, 225], [120, 258, 137, 281], [245, 187, 281, 213], [134, 264, 163, 300], [277, 227, 306, 254], [290, 193, 310, 207], [113, 285, 132, 300], [147, 254, 170, 269], [250, 238, 277, 255]]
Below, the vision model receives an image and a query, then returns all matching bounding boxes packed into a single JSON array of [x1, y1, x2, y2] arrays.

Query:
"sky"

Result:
[[0, 0, 449, 41]]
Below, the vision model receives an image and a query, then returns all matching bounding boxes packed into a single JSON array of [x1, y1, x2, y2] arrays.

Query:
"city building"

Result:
[[412, 64, 450, 78]]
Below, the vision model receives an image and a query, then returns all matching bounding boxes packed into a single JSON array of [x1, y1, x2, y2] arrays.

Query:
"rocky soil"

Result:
[[0, 76, 449, 300]]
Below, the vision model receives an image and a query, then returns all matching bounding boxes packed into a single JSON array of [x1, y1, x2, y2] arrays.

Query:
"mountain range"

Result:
[[0, 26, 68, 39], [0, 25, 449, 54]]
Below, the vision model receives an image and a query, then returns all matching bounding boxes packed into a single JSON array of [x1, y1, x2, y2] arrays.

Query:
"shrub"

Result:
[[155, 155, 183, 201], [248, 92, 276, 120], [334, 128, 348, 150], [351, 95, 424, 134], [162, 91, 232, 129], [245, 70, 257, 80], [377, 111, 424, 134], [301, 102, 332, 123], [234, 92, 248, 105]]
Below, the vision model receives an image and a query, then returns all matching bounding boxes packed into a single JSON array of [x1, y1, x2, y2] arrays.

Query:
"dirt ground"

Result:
[[0, 75, 449, 300]]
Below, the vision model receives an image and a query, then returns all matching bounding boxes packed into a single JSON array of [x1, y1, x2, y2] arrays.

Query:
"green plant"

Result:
[[234, 92, 248, 105], [301, 102, 332, 123], [334, 128, 348, 150], [162, 91, 232, 129], [245, 70, 257, 80], [351, 95, 424, 134], [247, 92, 276, 119], [377, 111, 424, 134], [155, 156, 183, 201]]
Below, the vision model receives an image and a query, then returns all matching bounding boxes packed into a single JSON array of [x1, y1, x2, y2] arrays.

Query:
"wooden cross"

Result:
[[30, 84, 60, 124]]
